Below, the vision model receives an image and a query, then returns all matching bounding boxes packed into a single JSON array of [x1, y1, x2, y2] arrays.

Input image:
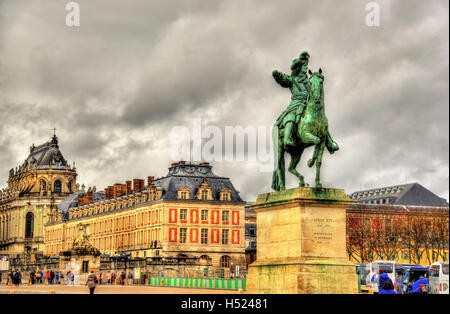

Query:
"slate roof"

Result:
[[349, 183, 449, 207], [19, 135, 69, 171], [153, 163, 244, 203], [57, 191, 105, 215], [56, 162, 244, 216]]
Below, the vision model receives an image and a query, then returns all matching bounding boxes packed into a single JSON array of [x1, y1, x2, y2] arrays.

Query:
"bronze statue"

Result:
[[272, 51, 339, 191]]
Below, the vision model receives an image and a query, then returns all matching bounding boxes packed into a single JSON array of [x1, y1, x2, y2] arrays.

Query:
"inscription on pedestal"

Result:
[[312, 218, 334, 245]]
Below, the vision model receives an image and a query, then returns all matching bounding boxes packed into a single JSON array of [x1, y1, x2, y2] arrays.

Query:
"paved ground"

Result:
[[0, 284, 239, 294]]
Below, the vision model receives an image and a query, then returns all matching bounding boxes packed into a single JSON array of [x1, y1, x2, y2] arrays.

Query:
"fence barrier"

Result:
[[148, 277, 246, 290]]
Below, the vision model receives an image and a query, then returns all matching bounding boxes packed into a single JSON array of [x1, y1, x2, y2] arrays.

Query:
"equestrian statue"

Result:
[[272, 51, 339, 191]]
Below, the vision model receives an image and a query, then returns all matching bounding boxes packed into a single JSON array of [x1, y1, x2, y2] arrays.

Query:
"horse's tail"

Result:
[[271, 126, 284, 191]]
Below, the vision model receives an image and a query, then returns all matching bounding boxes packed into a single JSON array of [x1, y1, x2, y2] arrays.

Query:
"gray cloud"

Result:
[[0, 0, 448, 202]]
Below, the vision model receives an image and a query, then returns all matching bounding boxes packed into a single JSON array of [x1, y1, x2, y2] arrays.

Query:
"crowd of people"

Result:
[[1, 269, 144, 287]]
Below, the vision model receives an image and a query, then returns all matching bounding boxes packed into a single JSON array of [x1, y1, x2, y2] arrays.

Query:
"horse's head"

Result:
[[308, 68, 324, 104]]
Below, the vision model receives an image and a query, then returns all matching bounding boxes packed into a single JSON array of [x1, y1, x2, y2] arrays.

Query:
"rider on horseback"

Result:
[[273, 50, 338, 153]]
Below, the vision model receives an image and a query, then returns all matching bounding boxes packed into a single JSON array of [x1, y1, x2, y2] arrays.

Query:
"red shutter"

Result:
[[190, 228, 199, 243], [169, 208, 177, 223], [169, 228, 177, 242], [211, 210, 220, 224], [191, 209, 199, 224], [232, 211, 240, 225], [211, 229, 219, 243], [231, 230, 240, 244]]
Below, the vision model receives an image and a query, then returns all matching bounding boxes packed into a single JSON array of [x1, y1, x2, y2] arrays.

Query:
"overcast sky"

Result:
[[0, 0, 448, 202]]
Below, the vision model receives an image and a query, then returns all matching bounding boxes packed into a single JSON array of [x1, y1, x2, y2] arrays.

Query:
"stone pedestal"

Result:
[[246, 187, 358, 294]]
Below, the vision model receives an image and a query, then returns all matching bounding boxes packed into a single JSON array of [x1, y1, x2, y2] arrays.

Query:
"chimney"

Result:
[[133, 179, 145, 192], [108, 186, 114, 199], [113, 184, 124, 198], [78, 191, 93, 206], [126, 181, 132, 194], [148, 176, 154, 187]]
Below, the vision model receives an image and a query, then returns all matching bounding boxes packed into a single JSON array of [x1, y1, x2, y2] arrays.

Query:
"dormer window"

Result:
[[178, 187, 190, 200], [197, 178, 212, 201], [220, 189, 232, 201]]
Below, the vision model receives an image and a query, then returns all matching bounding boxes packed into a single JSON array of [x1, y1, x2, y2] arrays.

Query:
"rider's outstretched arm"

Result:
[[272, 70, 292, 88]]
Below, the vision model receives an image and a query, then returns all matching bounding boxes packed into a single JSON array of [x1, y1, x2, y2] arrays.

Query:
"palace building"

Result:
[[0, 135, 77, 253], [44, 161, 247, 276]]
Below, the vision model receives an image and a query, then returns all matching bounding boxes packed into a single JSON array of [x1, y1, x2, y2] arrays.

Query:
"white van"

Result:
[[368, 260, 397, 293], [429, 262, 449, 294]]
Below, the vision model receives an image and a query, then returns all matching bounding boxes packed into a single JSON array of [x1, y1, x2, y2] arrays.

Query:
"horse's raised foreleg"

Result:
[[288, 149, 305, 187], [315, 141, 326, 189], [302, 131, 321, 145]]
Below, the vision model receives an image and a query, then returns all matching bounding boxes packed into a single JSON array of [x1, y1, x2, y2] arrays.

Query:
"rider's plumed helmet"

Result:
[[290, 50, 310, 71]]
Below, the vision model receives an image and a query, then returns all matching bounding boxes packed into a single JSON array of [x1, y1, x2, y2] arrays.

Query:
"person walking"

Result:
[[85, 271, 98, 295], [127, 272, 133, 285], [70, 272, 75, 285], [379, 281, 397, 294], [50, 270, 55, 284], [30, 270, 36, 285], [45, 271, 51, 284], [107, 272, 112, 285], [120, 272, 126, 285], [13, 270, 20, 287], [98, 273, 103, 285], [377, 269, 393, 293]]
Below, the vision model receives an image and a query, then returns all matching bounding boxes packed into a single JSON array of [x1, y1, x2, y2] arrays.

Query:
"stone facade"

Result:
[[44, 162, 247, 278], [0, 135, 77, 254]]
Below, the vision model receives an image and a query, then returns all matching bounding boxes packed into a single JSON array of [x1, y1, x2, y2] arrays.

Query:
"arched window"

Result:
[[25, 212, 34, 239], [40, 180, 47, 191], [220, 255, 231, 268], [54, 180, 62, 193]]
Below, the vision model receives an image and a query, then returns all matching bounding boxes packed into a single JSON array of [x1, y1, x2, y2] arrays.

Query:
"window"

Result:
[[201, 190, 208, 200], [222, 229, 229, 244], [180, 209, 187, 221], [25, 212, 34, 239], [201, 229, 208, 244], [40, 180, 46, 192], [220, 255, 231, 268], [201, 210, 208, 221], [82, 261, 89, 273], [179, 228, 187, 243], [54, 180, 62, 193], [223, 193, 229, 201], [222, 211, 229, 222], [178, 188, 190, 200]]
